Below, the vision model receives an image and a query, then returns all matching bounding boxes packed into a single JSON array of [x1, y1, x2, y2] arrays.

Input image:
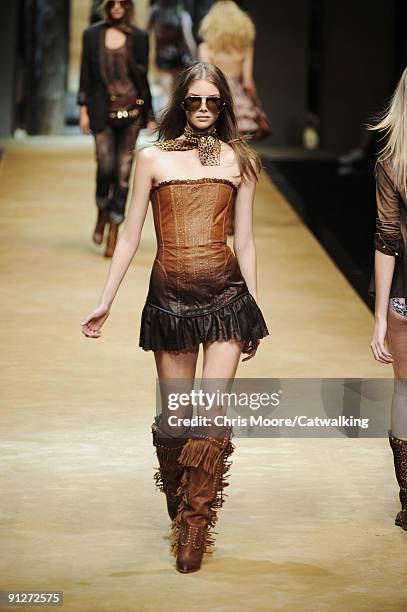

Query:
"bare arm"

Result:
[[81, 148, 154, 338], [232, 175, 258, 302]]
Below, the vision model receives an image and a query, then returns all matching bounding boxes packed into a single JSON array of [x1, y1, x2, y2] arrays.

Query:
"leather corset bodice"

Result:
[[146, 178, 249, 316]]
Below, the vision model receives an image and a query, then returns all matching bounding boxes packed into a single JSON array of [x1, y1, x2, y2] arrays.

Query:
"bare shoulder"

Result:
[[138, 145, 168, 175], [134, 146, 159, 185], [137, 145, 159, 162], [221, 141, 237, 160]]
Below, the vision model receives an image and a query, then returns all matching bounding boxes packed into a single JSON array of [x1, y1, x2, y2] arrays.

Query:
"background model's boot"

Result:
[[170, 429, 235, 573], [92, 207, 109, 245], [104, 221, 119, 258], [152, 418, 189, 521], [388, 430, 407, 530]]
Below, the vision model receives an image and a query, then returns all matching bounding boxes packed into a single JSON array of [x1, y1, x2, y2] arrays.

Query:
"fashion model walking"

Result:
[[78, 0, 156, 257], [368, 66, 407, 532], [81, 62, 269, 572], [198, 0, 270, 140]]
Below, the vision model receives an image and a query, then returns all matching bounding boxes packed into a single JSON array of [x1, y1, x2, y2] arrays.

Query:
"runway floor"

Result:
[[1, 136, 406, 612]]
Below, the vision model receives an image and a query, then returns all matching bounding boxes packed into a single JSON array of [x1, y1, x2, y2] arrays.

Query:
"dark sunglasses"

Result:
[[182, 95, 225, 113]]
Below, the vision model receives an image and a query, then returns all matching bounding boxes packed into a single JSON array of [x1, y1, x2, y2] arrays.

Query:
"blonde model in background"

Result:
[[368, 66, 407, 533], [198, 0, 270, 140]]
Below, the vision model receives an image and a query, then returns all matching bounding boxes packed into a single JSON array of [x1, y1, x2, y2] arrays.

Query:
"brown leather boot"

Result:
[[388, 430, 407, 530], [104, 221, 119, 258], [170, 429, 235, 573], [92, 207, 109, 245], [152, 418, 189, 521]]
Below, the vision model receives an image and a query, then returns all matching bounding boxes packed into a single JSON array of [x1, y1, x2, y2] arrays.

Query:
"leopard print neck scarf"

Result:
[[156, 125, 221, 166]]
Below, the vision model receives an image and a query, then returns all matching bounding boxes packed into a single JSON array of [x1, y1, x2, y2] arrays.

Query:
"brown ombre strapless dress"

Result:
[[139, 178, 269, 351]]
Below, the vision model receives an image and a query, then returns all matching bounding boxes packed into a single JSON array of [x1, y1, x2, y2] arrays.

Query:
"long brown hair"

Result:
[[101, 0, 134, 26], [157, 62, 262, 182]]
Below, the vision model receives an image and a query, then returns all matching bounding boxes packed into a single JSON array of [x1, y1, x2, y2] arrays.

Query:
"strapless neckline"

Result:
[[150, 177, 239, 194]]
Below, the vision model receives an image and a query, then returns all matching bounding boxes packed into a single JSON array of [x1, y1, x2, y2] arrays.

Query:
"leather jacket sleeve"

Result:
[[77, 29, 91, 106], [133, 30, 155, 124]]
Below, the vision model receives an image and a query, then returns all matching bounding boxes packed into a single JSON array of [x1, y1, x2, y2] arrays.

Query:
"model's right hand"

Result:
[[79, 107, 90, 135], [81, 304, 110, 339], [370, 319, 393, 364]]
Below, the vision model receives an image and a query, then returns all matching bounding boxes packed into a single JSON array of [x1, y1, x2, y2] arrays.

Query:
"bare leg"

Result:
[[153, 346, 200, 438], [169, 339, 243, 571], [386, 304, 407, 440], [195, 339, 244, 439]]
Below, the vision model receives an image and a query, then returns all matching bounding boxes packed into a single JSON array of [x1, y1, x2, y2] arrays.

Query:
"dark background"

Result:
[[1, 0, 405, 147], [1, 0, 406, 309]]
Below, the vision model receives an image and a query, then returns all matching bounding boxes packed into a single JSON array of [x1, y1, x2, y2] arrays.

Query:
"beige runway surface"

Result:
[[1, 136, 406, 612]]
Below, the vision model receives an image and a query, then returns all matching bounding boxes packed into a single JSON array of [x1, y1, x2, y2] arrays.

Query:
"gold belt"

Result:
[[109, 108, 140, 120]]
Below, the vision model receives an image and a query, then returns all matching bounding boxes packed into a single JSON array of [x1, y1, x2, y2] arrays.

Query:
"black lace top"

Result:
[[102, 41, 138, 99]]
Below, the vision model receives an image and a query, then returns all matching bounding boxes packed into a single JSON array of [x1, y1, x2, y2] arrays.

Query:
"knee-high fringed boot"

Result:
[[170, 428, 235, 573], [388, 430, 407, 530], [151, 417, 189, 521]]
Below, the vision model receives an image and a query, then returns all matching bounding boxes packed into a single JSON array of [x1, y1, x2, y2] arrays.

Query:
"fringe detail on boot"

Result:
[[169, 469, 190, 557], [206, 441, 235, 542], [152, 434, 188, 494], [177, 438, 225, 475], [170, 439, 236, 557]]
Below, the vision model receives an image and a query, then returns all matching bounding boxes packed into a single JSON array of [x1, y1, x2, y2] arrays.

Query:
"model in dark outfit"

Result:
[[139, 177, 268, 351], [368, 157, 407, 532], [93, 42, 141, 225], [147, 0, 195, 72], [78, 11, 155, 256]]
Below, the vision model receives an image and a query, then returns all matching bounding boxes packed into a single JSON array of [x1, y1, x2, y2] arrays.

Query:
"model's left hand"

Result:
[[241, 338, 260, 361]]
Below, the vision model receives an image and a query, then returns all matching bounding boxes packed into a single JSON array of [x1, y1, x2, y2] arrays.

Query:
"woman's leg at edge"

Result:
[[386, 304, 407, 441]]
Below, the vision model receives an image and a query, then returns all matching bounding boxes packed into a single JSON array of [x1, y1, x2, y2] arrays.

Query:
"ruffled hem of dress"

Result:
[[139, 292, 269, 352]]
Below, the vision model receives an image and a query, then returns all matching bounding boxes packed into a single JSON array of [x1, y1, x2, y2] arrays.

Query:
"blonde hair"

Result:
[[198, 0, 255, 54], [367, 66, 407, 192]]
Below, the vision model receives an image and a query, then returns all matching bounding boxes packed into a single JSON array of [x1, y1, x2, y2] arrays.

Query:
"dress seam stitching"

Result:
[[145, 290, 250, 318]]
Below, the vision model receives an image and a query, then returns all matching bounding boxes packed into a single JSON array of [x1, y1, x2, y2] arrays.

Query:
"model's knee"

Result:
[[97, 164, 115, 180], [118, 165, 132, 187]]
